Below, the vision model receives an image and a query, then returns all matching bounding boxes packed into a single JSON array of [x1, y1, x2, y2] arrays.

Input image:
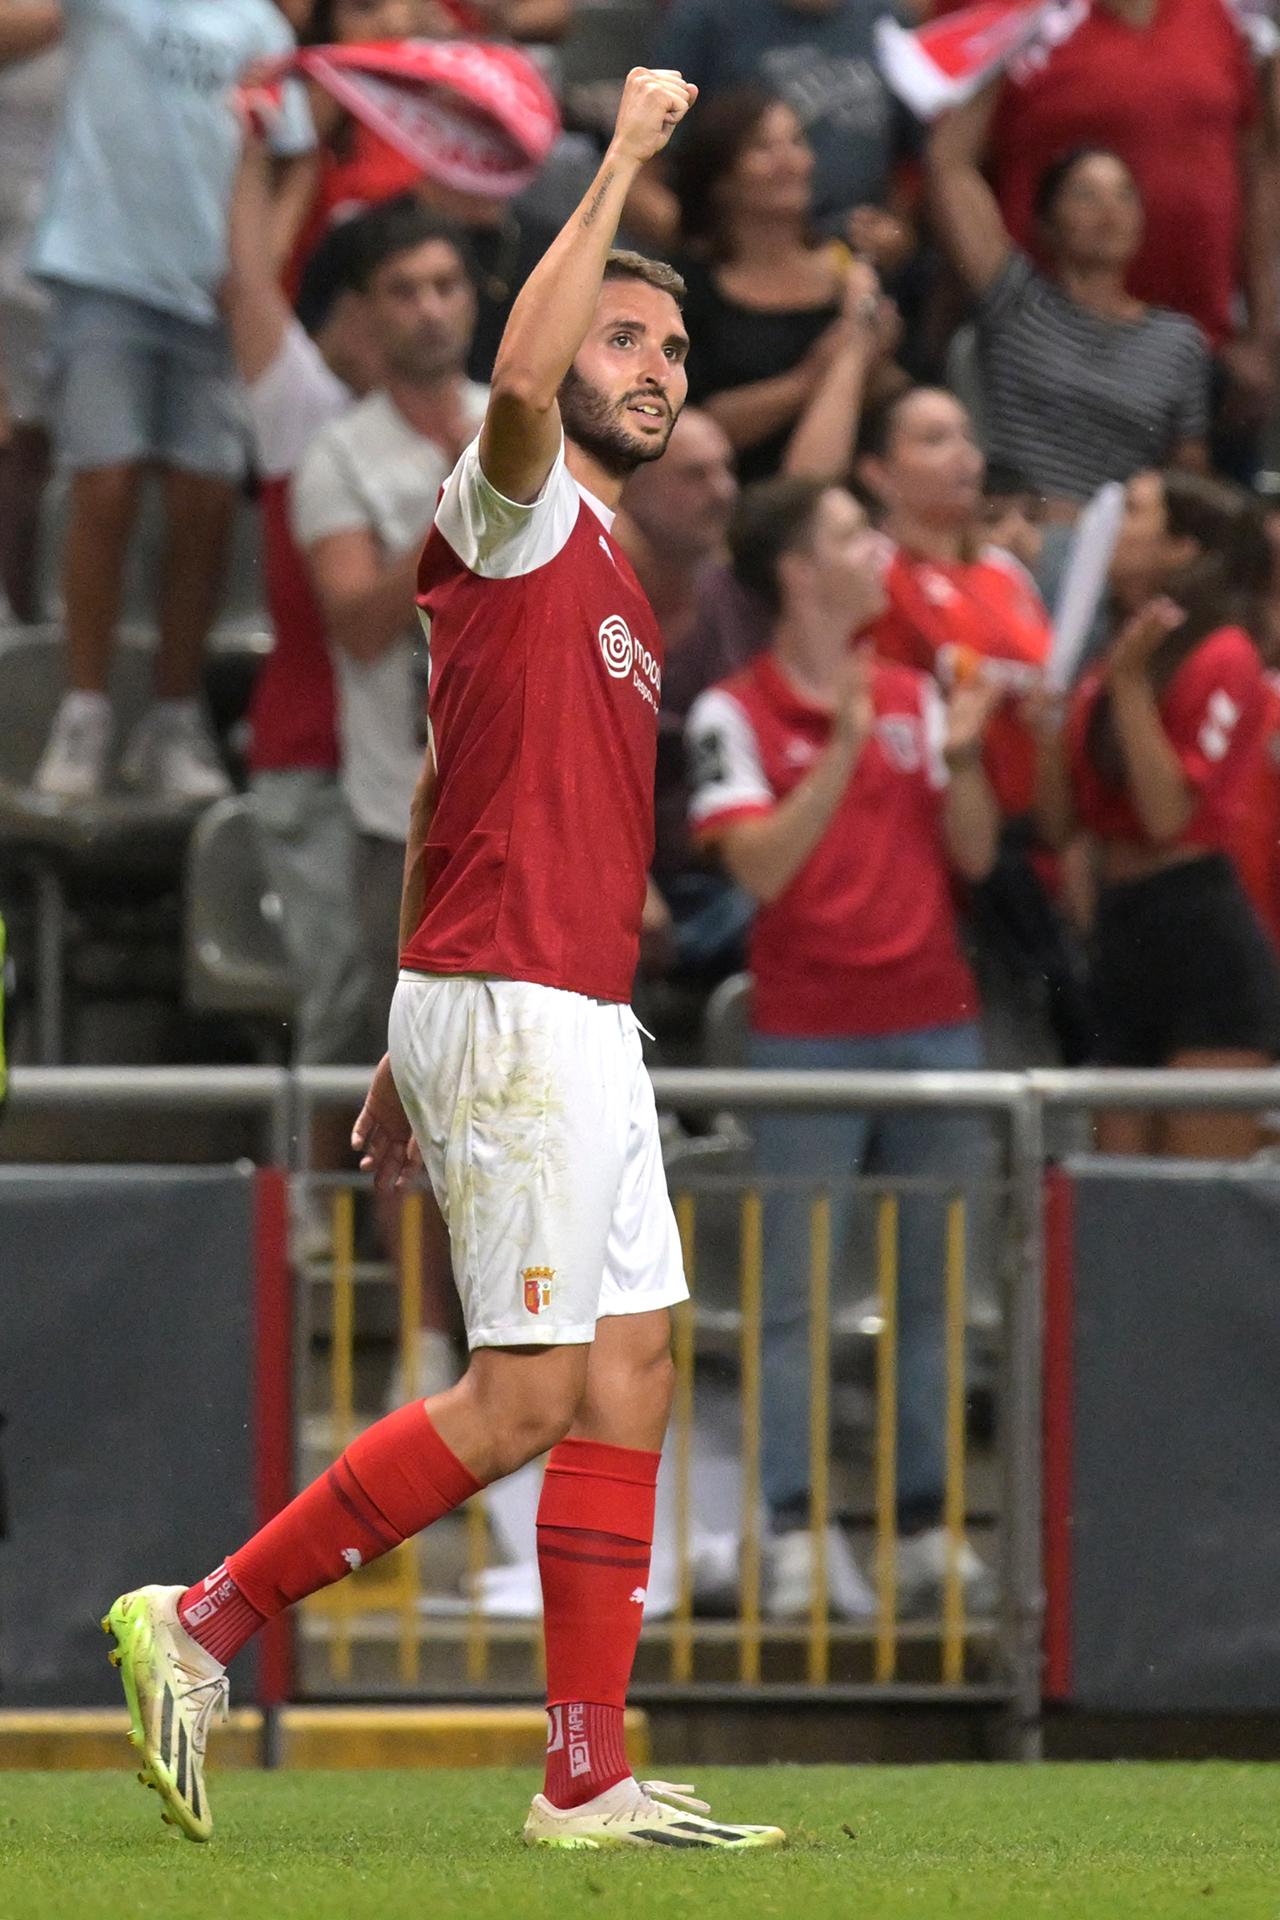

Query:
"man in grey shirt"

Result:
[[653, 0, 916, 232]]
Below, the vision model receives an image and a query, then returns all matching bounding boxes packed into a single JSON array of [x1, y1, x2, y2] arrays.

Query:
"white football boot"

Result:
[[523, 1776, 786, 1851], [102, 1583, 229, 1841]]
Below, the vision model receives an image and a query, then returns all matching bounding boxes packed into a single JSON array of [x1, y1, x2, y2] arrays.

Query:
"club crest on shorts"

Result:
[[522, 1265, 555, 1314]]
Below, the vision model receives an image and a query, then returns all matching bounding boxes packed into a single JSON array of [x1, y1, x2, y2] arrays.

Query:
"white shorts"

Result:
[[389, 973, 689, 1348]]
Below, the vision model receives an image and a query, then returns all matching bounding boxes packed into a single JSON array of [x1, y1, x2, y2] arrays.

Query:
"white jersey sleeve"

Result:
[[247, 321, 349, 480], [686, 686, 774, 833], [433, 433, 582, 579]]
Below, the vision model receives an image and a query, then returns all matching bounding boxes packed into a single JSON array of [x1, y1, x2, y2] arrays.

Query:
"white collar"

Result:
[[575, 480, 616, 532]]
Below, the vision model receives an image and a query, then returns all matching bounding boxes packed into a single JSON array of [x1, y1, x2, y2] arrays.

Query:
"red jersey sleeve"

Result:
[[1160, 627, 1263, 794]]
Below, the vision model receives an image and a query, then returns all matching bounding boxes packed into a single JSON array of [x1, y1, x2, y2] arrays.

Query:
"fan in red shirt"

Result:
[[225, 126, 386, 1071], [1036, 468, 1280, 1157], [687, 473, 1001, 1621], [117, 69, 785, 1856], [855, 385, 1051, 817], [278, 0, 424, 297]]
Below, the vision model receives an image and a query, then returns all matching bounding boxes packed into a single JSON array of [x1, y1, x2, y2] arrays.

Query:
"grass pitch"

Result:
[[4, 1764, 1279, 1920]]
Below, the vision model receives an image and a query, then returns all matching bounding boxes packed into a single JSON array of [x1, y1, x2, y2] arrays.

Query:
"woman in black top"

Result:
[[671, 87, 901, 484]]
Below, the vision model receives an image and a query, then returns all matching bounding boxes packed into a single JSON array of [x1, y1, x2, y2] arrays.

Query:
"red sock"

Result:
[[537, 1437, 660, 1810], [179, 1404, 480, 1665]]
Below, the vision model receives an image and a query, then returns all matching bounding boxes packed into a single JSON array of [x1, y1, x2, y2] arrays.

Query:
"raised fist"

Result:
[[610, 67, 697, 165]]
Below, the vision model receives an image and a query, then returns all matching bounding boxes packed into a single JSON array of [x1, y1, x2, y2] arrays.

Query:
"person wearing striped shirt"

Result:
[[927, 83, 1209, 513]]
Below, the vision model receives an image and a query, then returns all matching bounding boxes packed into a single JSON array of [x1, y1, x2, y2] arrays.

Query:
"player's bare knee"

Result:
[[458, 1347, 584, 1476]]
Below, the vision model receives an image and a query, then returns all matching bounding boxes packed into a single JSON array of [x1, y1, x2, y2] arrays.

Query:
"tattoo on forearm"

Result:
[[581, 169, 615, 229]]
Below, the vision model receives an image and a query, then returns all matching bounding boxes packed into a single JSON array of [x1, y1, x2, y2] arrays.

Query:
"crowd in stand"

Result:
[[3, 0, 1280, 1611]]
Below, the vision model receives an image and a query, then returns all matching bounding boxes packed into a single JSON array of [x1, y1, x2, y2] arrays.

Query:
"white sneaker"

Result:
[[32, 691, 111, 800], [102, 1583, 229, 1842], [121, 702, 231, 802], [523, 1776, 785, 1851], [896, 1527, 997, 1617], [765, 1524, 876, 1621]]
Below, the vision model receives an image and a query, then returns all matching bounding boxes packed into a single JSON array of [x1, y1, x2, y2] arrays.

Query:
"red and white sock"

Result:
[[178, 1402, 481, 1665], [536, 1437, 660, 1810]]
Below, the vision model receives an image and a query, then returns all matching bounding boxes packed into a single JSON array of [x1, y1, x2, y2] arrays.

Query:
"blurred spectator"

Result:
[[276, 0, 425, 295], [670, 89, 905, 484], [940, 0, 1276, 479], [291, 198, 486, 1029], [855, 387, 1051, 819], [787, 365, 1088, 1060], [616, 405, 766, 988], [29, 0, 314, 804], [0, 4, 63, 621], [686, 475, 999, 1617], [928, 93, 1210, 509], [1036, 470, 1280, 1155], [641, 0, 918, 251], [225, 132, 380, 1079]]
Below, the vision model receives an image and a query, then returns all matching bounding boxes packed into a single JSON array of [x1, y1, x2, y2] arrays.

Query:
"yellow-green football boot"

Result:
[[102, 1584, 228, 1841]]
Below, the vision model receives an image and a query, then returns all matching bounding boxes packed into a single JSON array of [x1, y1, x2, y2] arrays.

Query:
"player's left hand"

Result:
[[353, 1053, 422, 1192]]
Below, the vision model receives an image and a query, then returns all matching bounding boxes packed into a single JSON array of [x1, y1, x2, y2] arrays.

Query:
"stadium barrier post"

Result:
[[807, 1187, 833, 1686], [1002, 1084, 1047, 1760], [737, 1188, 764, 1685], [672, 1192, 697, 1685]]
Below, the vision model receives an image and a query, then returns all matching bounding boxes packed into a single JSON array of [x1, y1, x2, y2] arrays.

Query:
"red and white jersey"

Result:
[[244, 322, 349, 775], [864, 542, 1051, 817], [687, 654, 979, 1038], [402, 435, 663, 1002], [1229, 668, 1280, 952], [1066, 626, 1268, 849]]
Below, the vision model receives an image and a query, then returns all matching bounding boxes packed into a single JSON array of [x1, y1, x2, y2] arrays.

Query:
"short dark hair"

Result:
[[728, 475, 830, 617], [603, 249, 686, 307], [1032, 146, 1133, 226], [857, 384, 966, 464], [345, 193, 479, 293], [669, 85, 782, 260]]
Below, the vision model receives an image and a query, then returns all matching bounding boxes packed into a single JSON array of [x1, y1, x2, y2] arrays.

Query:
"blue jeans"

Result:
[[749, 1022, 988, 1531]]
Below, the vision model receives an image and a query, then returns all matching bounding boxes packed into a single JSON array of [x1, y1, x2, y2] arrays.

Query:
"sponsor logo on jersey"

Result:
[[341, 1547, 363, 1572], [522, 1265, 554, 1314], [599, 615, 661, 711]]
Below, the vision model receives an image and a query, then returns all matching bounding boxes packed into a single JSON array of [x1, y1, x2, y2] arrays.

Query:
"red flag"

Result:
[[875, 0, 1089, 120], [250, 39, 561, 199]]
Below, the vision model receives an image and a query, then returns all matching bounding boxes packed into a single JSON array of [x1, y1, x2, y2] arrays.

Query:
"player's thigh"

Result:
[[249, 769, 371, 1065], [390, 977, 632, 1349], [598, 1022, 689, 1327]]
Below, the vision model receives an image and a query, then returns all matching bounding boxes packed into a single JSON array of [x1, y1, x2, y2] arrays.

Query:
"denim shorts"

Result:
[[45, 281, 247, 479]]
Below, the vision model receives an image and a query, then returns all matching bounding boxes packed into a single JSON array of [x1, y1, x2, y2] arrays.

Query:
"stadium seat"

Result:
[[702, 969, 752, 1068], [0, 625, 202, 1061], [182, 795, 294, 1026]]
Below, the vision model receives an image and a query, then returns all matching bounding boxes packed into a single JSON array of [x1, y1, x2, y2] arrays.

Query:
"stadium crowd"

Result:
[[4, 0, 1280, 1612]]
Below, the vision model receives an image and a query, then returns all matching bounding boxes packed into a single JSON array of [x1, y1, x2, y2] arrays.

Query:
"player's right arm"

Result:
[[478, 65, 696, 504]]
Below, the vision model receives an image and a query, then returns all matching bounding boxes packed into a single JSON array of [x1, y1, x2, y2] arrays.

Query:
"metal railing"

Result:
[[292, 1067, 1042, 1749], [12, 1061, 1280, 1757]]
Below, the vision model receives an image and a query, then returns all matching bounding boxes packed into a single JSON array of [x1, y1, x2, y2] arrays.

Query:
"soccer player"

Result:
[[103, 67, 784, 1855]]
